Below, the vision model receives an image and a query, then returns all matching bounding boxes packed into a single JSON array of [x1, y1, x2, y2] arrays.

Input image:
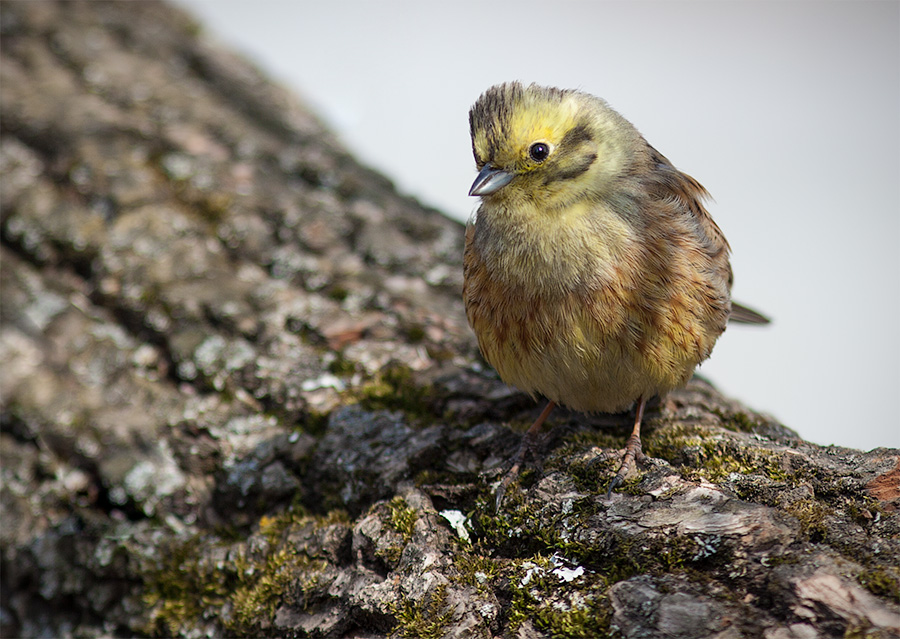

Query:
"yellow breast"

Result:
[[463, 211, 721, 413]]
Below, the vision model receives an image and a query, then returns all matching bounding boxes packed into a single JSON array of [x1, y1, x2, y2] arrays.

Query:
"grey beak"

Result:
[[469, 163, 514, 196]]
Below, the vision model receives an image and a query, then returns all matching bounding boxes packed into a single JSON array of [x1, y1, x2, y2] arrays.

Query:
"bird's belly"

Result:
[[470, 290, 702, 414]]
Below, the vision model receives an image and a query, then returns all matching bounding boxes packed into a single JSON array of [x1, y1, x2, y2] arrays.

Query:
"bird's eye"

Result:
[[529, 142, 550, 162]]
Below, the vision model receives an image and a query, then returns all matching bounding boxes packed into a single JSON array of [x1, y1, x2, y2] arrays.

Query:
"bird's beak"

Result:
[[469, 163, 514, 196]]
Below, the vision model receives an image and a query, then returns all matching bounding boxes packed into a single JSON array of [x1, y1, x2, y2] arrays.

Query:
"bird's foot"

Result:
[[494, 431, 546, 511], [494, 401, 556, 511], [605, 430, 646, 497], [494, 461, 522, 513], [605, 395, 647, 498]]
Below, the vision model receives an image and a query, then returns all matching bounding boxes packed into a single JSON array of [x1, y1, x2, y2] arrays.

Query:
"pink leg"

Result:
[[495, 401, 556, 510], [607, 396, 647, 497]]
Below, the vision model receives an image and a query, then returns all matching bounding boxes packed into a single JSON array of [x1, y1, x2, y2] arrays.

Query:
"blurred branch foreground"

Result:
[[1, 2, 898, 638]]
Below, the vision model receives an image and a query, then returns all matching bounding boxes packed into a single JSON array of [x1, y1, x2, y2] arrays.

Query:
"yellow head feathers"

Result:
[[468, 82, 638, 207]]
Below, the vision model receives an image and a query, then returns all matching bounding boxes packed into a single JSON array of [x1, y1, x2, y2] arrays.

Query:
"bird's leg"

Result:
[[495, 400, 556, 510], [606, 396, 647, 497]]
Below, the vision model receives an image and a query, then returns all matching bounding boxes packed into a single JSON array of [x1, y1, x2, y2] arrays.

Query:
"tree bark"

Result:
[[1, 2, 897, 638]]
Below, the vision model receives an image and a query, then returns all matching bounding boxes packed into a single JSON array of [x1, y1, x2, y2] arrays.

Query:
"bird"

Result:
[[463, 82, 768, 503]]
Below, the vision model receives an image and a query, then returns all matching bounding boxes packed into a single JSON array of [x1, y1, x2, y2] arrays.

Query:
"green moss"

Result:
[[453, 552, 500, 594], [546, 431, 629, 493], [256, 505, 350, 546], [713, 409, 763, 434], [387, 496, 418, 542], [413, 469, 457, 487], [470, 487, 547, 558], [845, 497, 892, 530], [368, 497, 419, 567], [645, 423, 791, 484], [230, 548, 324, 629], [378, 544, 405, 566], [300, 408, 331, 437], [473, 479, 727, 597], [405, 323, 426, 343], [327, 354, 357, 377], [225, 509, 344, 632], [142, 537, 234, 637], [507, 555, 613, 638], [843, 624, 900, 639], [358, 362, 435, 418], [516, 596, 612, 639], [858, 568, 900, 602], [553, 430, 628, 456], [257, 507, 305, 547], [325, 285, 349, 302], [142, 509, 349, 636], [783, 498, 832, 542], [390, 583, 453, 639], [475, 488, 608, 568], [596, 531, 710, 583]]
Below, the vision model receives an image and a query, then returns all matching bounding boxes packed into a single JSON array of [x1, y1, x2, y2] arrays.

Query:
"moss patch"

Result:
[[782, 498, 832, 543], [327, 353, 358, 377], [546, 430, 629, 492], [453, 551, 500, 595], [142, 537, 233, 637], [645, 423, 791, 483], [141, 508, 346, 636], [230, 548, 324, 630], [857, 568, 900, 603], [857, 567, 900, 602], [389, 583, 453, 639], [358, 362, 436, 419], [507, 554, 613, 638], [713, 408, 767, 434], [387, 495, 418, 542]]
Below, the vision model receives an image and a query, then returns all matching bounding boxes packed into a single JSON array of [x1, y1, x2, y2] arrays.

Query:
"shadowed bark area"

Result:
[[1, 2, 898, 638]]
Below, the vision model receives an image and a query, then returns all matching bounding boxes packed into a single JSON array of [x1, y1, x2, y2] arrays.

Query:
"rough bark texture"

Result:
[[1, 2, 898, 638]]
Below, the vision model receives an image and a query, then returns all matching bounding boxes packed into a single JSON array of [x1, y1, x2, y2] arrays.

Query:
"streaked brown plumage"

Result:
[[463, 83, 768, 498]]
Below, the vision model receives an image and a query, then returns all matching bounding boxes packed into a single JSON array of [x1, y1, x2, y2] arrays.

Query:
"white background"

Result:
[[176, 0, 899, 451]]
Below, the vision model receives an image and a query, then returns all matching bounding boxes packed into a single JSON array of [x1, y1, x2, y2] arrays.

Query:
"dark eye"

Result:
[[529, 142, 550, 162]]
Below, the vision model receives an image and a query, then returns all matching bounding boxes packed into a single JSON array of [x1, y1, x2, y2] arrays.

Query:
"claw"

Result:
[[605, 396, 647, 498], [493, 401, 555, 511], [605, 473, 624, 498], [494, 462, 520, 512]]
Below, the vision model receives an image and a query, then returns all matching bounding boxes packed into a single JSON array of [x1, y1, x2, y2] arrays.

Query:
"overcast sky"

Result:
[[175, 0, 899, 451]]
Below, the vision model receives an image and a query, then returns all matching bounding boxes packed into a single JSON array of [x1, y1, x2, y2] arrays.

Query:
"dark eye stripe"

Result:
[[544, 152, 598, 184], [560, 123, 593, 148]]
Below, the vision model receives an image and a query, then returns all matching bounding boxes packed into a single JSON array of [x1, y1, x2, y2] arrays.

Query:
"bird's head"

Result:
[[468, 82, 638, 210]]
